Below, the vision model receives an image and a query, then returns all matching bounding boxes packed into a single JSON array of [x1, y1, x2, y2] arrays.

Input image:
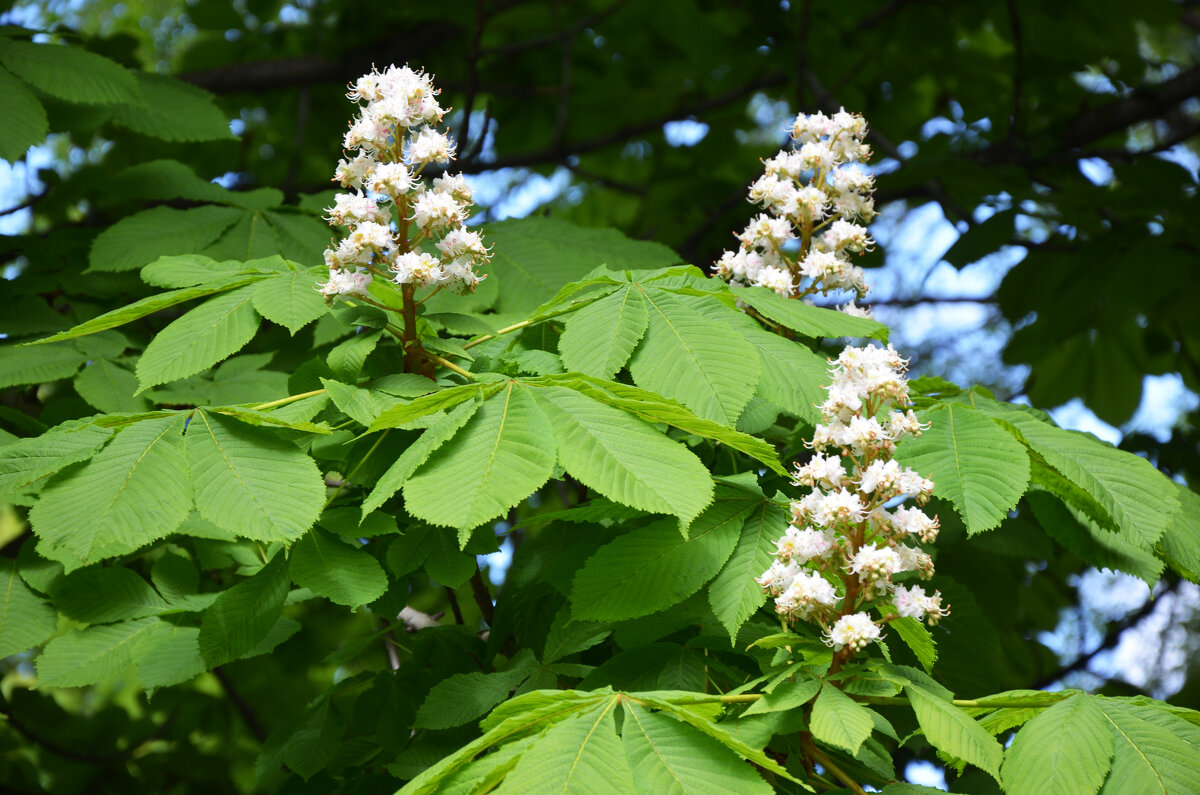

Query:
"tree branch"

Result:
[[213, 667, 268, 743]]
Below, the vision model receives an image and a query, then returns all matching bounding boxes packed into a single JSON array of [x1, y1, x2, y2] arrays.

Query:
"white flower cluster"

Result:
[[318, 65, 489, 299], [755, 344, 947, 657], [715, 109, 877, 316]]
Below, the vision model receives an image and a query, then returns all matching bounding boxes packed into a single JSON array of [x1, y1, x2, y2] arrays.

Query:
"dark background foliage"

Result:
[[1, 0, 1198, 791]]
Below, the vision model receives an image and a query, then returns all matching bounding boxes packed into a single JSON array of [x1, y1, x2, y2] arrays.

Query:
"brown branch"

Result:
[[455, 72, 787, 175], [456, 0, 487, 160], [477, 0, 629, 57], [444, 585, 465, 624], [1031, 581, 1169, 690], [470, 565, 496, 625], [213, 667, 268, 743]]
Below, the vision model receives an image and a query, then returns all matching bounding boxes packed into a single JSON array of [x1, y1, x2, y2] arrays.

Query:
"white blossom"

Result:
[[318, 267, 373, 298], [825, 612, 881, 652]]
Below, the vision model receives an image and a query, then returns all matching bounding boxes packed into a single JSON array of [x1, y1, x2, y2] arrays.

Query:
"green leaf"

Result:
[[742, 677, 821, 716], [621, 702, 773, 794], [905, 683, 1004, 782], [368, 382, 487, 431], [570, 504, 745, 621], [210, 406, 330, 434], [252, 268, 328, 334], [283, 697, 346, 780], [136, 285, 261, 392], [629, 289, 759, 426], [52, 565, 168, 624], [405, 383, 556, 540], [186, 410, 324, 543], [731, 285, 888, 341], [498, 699, 635, 794], [531, 384, 713, 524], [109, 72, 233, 141], [0, 342, 86, 388], [264, 211, 330, 266], [1161, 484, 1200, 582], [893, 403, 1029, 535], [320, 379, 396, 427], [327, 328, 383, 381], [74, 359, 150, 414], [0, 558, 57, 657], [289, 527, 388, 607], [0, 423, 113, 500], [559, 285, 649, 379], [198, 553, 289, 667], [30, 414, 191, 570], [735, 321, 828, 423], [141, 254, 247, 288], [112, 160, 236, 207], [708, 498, 789, 642], [361, 397, 481, 516], [483, 217, 680, 314], [88, 205, 244, 273], [0, 39, 139, 105], [981, 400, 1179, 549], [810, 682, 875, 755], [891, 617, 937, 673], [416, 650, 540, 729], [548, 375, 785, 475], [1002, 694, 1113, 795], [25, 277, 266, 345], [36, 617, 160, 687], [0, 65, 47, 161], [1097, 699, 1200, 795], [135, 622, 205, 690], [542, 605, 612, 663]]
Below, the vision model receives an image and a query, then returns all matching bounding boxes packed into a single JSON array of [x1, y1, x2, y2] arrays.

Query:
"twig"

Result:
[[469, 565, 495, 625], [214, 667, 268, 743], [444, 586, 465, 624], [456, 0, 487, 160]]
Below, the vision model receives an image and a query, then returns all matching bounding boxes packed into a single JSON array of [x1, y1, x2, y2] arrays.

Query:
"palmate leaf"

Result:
[[531, 384, 713, 525], [252, 267, 328, 334], [547, 375, 785, 475], [707, 496, 788, 642], [570, 504, 745, 622], [369, 382, 489, 431], [731, 285, 889, 341], [0, 422, 113, 500], [0, 39, 140, 105], [979, 399, 1179, 549], [483, 217, 680, 314], [0, 559, 57, 657], [894, 402, 1030, 535], [621, 702, 773, 794], [558, 285, 648, 379], [288, 527, 388, 607], [52, 565, 168, 624], [415, 650, 541, 730], [198, 553, 289, 668], [905, 683, 1004, 783], [88, 205, 245, 273], [1097, 699, 1200, 795], [136, 285, 261, 392], [497, 700, 635, 794], [186, 410, 325, 543], [109, 72, 233, 142], [0, 65, 47, 161], [628, 288, 759, 426], [404, 382, 556, 542], [1002, 693, 1113, 795], [30, 414, 191, 570], [810, 681, 875, 755], [361, 398, 481, 516], [25, 276, 268, 346], [0, 342, 87, 388], [75, 359, 150, 414], [1160, 483, 1200, 582], [890, 617, 938, 673], [36, 617, 160, 687]]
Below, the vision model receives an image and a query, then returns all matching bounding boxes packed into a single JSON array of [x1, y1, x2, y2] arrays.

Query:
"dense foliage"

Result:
[[1, 2, 1198, 793]]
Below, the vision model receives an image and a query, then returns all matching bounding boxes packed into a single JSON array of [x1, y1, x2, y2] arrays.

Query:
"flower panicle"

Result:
[[758, 342, 948, 659], [715, 108, 877, 317], [317, 64, 490, 300]]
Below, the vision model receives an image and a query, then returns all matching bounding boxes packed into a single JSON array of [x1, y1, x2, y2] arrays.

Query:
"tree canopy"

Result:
[[1, 1, 1198, 793]]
